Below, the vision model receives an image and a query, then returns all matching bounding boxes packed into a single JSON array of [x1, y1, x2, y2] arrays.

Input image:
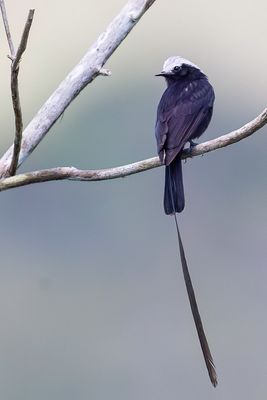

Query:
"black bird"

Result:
[[155, 56, 217, 386]]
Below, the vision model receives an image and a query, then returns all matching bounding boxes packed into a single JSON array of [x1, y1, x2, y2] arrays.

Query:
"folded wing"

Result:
[[155, 79, 214, 165]]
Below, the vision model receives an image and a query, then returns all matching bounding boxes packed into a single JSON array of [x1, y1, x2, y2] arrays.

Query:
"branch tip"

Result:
[[99, 68, 111, 76], [0, 0, 15, 56]]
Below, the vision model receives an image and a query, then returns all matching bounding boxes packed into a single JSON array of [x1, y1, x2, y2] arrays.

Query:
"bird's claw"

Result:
[[189, 140, 198, 148]]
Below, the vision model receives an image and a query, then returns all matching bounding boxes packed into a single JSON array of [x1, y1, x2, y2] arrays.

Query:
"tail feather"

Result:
[[164, 156, 184, 214], [174, 214, 217, 387]]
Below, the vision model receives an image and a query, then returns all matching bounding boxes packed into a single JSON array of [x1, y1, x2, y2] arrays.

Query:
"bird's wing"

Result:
[[155, 79, 214, 165]]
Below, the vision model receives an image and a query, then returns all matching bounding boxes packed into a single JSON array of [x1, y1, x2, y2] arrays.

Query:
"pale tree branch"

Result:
[[180, 107, 267, 158], [0, 108, 266, 192], [0, 0, 15, 57], [0, 0, 156, 178], [8, 9, 35, 176]]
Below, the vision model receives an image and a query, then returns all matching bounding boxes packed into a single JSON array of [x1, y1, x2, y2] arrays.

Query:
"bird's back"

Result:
[[156, 76, 214, 165]]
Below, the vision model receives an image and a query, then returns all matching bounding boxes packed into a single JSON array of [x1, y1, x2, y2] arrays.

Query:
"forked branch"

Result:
[[0, 2, 34, 176], [8, 9, 35, 176], [0, 0, 156, 178]]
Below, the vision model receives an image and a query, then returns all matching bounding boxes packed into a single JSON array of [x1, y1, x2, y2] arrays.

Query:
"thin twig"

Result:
[[0, 0, 15, 57], [8, 9, 35, 176], [0, 108, 266, 192], [0, 0, 156, 177], [13, 9, 35, 70]]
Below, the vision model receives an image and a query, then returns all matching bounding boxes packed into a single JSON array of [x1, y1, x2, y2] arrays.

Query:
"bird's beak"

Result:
[[155, 72, 165, 77]]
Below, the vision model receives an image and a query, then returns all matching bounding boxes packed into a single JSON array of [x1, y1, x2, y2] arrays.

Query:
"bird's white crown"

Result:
[[162, 56, 201, 73]]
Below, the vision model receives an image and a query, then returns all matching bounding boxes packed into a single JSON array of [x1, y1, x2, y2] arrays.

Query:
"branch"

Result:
[[8, 9, 35, 176], [0, 0, 15, 57], [12, 10, 35, 70], [0, 108, 266, 192], [0, 0, 156, 178], [180, 107, 267, 158]]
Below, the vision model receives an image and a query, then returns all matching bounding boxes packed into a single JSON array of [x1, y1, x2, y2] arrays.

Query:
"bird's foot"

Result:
[[183, 141, 199, 161], [189, 140, 198, 148], [183, 140, 198, 160]]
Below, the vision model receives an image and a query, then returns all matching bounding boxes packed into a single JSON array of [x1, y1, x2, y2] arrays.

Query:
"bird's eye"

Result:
[[173, 66, 180, 72]]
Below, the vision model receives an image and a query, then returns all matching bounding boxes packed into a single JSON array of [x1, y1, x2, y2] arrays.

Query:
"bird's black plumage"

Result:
[[155, 58, 217, 387], [156, 64, 215, 213]]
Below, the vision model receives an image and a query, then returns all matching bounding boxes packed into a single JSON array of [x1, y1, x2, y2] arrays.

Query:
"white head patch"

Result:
[[162, 56, 201, 73]]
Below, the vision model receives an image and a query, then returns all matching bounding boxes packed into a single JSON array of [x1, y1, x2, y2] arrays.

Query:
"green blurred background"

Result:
[[0, 0, 266, 399]]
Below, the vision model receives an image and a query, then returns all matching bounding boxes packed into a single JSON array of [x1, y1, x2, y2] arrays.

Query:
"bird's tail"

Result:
[[165, 157, 218, 386], [164, 156, 185, 215], [173, 213, 218, 387]]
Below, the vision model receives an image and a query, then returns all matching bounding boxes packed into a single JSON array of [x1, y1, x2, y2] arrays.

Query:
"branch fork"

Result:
[[0, 2, 35, 176]]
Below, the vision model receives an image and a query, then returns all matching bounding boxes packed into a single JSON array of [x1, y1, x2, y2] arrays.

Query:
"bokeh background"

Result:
[[0, 0, 266, 399]]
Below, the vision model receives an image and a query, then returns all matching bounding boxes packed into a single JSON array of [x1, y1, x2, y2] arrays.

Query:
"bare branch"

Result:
[[180, 107, 267, 158], [8, 9, 35, 177], [12, 9, 34, 71], [0, 0, 15, 57], [0, 108, 266, 192], [0, 0, 156, 178]]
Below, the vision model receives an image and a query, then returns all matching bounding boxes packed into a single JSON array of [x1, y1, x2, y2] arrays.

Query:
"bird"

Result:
[[155, 56, 217, 386]]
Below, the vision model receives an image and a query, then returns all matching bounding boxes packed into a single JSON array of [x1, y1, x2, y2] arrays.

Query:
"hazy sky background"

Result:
[[0, 1, 266, 399]]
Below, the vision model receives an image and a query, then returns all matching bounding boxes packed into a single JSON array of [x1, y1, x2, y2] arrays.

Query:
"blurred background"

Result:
[[0, 0, 266, 399]]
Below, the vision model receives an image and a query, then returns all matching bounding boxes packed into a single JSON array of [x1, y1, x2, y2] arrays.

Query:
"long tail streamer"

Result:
[[173, 213, 217, 386]]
